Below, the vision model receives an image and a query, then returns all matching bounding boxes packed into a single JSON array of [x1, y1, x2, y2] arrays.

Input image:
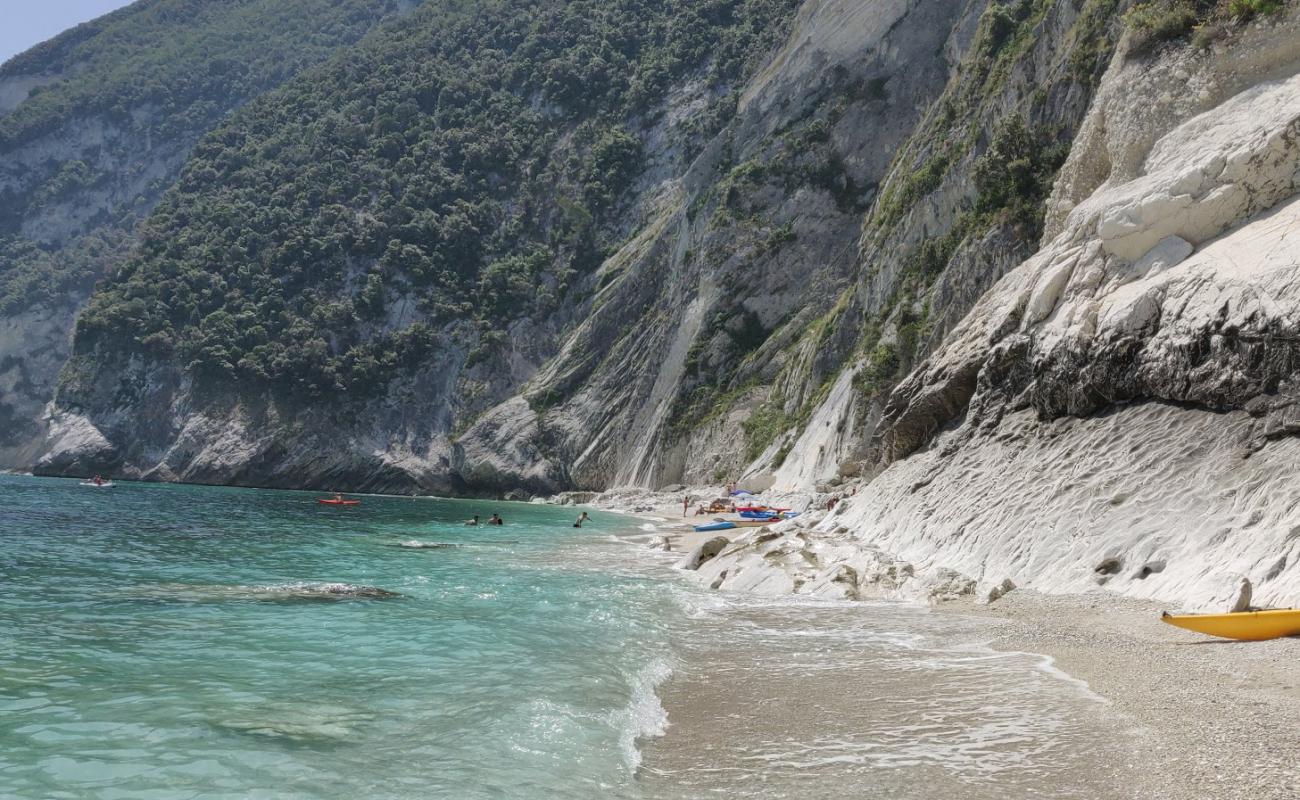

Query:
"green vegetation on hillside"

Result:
[[1125, 0, 1288, 52], [0, 0, 403, 152], [70, 0, 803, 399], [842, 0, 1104, 408], [0, 0, 407, 315]]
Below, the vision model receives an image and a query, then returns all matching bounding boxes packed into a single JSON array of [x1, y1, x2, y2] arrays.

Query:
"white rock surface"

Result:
[[838, 404, 1300, 612], [707, 16, 1300, 612], [766, 364, 861, 491]]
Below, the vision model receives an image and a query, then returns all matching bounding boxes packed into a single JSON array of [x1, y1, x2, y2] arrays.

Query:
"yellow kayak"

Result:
[[1161, 609, 1300, 641]]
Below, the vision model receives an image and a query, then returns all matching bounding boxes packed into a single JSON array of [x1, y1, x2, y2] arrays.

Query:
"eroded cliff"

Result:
[[0, 0, 407, 465], [701, 6, 1300, 610], [19, 0, 1300, 620]]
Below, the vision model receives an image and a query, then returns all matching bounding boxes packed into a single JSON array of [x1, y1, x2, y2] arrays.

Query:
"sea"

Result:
[[0, 475, 1140, 799]]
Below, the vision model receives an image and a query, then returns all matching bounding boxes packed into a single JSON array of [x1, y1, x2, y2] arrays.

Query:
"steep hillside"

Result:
[[456, 0, 976, 493], [0, 0, 407, 464], [694, 5, 1300, 612], [31, 0, 1300, 560], [846, 6, 1300, 609], [31, 0, 1132, 492], [457, 0, 1131, 492], [39, 0, 810, 491]]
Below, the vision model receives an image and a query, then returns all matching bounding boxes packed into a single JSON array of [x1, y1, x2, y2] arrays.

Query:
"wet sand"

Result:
[[933, 590, 1300, 800], [590, 492, 1300, 799], [639, 594, 1158, 800]]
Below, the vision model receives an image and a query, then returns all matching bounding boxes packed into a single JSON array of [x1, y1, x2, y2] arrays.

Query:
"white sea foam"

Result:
[[1025, 652, 1108, 704], [392, 540, 459, 549], [616, 657, 673, 773]]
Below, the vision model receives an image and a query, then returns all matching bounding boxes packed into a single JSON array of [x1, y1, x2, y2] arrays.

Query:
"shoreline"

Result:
[[578, 486, 1300, 799], [933, 590, 1300, 800]]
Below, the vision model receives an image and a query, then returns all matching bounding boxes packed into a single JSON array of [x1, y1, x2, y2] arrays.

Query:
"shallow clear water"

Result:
[[1, 476, 681, 799], [2, 476, 1136, 799]]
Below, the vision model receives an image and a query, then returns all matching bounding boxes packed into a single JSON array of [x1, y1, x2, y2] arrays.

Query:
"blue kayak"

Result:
[[693, 521, 737, 532], [739, 511, 779, 520]]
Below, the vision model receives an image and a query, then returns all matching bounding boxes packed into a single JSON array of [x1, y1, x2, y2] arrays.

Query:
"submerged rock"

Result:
[[213, 704, 376, 742], [392, 540, 460, 549], [304, 583, 400, 600], [141, 582, 402, 602]]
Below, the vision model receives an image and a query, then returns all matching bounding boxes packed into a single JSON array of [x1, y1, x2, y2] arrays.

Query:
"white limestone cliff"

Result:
[[702, 11, 1300, 611]]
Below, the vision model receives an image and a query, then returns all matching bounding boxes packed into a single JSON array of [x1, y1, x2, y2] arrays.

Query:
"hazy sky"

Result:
[[0, 1, 135, 66]]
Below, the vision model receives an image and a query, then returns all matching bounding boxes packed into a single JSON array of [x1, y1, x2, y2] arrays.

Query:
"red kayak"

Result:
[[317, 498, 361, 506], [735, 505, 790, 513]]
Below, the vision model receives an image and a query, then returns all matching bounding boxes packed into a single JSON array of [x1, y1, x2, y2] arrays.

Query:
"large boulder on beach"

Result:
[[678, 536, 731, 570], [1228, 577, 1253, 613], [923, 569, 977, 604], [982, 577, 1017, 604]]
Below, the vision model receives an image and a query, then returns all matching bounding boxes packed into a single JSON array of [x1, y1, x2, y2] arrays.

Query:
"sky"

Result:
[[0, 1, 135, 66]]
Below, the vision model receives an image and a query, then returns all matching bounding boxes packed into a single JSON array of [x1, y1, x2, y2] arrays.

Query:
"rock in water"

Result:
[[392, 540, 459, 549], [143, 582, 403, 602], [678, 537, 731, 571], [296, 583, 402, 600]]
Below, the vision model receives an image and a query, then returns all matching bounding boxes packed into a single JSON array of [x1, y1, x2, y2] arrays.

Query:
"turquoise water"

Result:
[[0, 476, 679, 799], [2, 475, 1139, 799]]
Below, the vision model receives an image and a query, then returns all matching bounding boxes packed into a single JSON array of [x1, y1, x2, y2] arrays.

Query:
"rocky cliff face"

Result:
[[22, 0, 1300, 620], [457, 0, 1134, 494], [0, 0, 405, 465], [456, 0, 973, 494], [844, 10, 1300, 609], [697, 7, 1300, 610], [35, 0, 967, 492]]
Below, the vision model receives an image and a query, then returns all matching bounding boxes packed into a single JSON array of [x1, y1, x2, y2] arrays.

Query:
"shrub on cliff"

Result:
[[70, 0, 805, 400], [1125, 0, 1288, 54]]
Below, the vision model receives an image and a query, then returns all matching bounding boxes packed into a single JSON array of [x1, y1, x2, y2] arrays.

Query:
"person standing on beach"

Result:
[[573, 512, 590, 528], [682, 495, 690, 518]]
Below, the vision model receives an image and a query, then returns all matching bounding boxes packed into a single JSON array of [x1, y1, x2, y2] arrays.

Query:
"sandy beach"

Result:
[[935, 590, 1300, 800], [581, 488, 1300, 799]]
